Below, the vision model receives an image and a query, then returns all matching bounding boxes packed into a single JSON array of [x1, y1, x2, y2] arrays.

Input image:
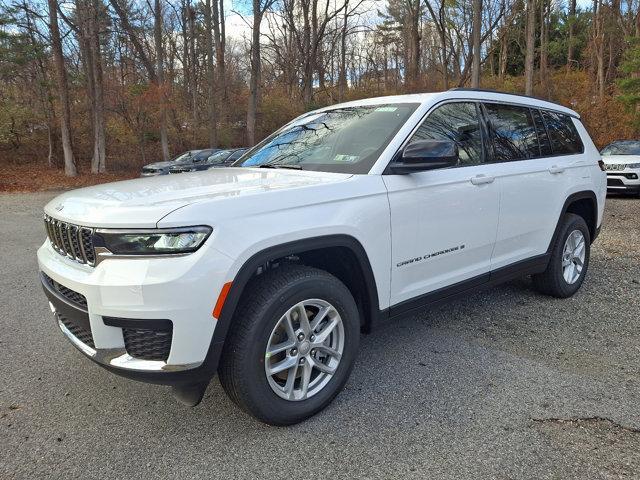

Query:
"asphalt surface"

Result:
[[1, 191, 639, 480]]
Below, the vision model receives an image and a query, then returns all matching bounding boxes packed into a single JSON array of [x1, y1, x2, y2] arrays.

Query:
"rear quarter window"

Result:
[[541, 111, 583, 155]]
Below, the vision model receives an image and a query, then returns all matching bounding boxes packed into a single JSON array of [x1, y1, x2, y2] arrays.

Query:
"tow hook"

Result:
[[171, 381, 209, 407]]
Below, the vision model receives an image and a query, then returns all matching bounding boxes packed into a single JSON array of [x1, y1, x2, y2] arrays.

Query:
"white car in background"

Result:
[[601, 140, 640, 196]]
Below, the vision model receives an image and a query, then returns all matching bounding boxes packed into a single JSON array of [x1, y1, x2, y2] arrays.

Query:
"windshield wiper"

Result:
[[258, 164, 303, 170]]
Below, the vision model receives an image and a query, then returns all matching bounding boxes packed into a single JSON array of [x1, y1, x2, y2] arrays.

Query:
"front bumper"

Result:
[[37, 238, 234, 385], [606, 172, 640, 193], [41, 272, 199, 373]]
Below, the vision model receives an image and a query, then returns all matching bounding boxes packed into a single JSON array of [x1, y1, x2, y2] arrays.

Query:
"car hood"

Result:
[[601, 155, 640, 164], [143, 161, 174, 170], [44, 167, 352, 228]]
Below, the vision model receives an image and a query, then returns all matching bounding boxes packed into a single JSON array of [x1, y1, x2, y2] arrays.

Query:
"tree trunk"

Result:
[[212, 0, 226, 108], [471, 0, 482, 87], [48, 0, 77, 176], [247, 5, 262, 146], [204, 0, 218, 146], [524, 0, 536, 95], [499, 26, 508, 79], [338, 0, 349, 100], [539, 0, 549, 97], [567, 0, 577, 71], [187, 3, 198, 126], [90, 0, 106, 172], [595, 0, 606, 99], [154, 0, 170, 161]]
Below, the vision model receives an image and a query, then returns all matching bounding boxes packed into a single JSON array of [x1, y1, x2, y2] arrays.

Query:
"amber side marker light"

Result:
[[213, 282, 233, 319]]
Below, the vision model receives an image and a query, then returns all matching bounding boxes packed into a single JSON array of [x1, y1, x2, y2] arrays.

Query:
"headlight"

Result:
[[94, 226, 212, 255], [629, 163, 640, 168]]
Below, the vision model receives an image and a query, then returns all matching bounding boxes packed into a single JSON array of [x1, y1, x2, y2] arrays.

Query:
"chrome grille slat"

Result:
[[59, 222, 73, 257], [44, 215, 95, 266], [53, 220, 63, 251], [68, 225, 82, 260]]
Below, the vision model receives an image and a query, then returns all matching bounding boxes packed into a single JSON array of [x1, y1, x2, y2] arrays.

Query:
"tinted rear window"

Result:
[[483, 103, 539, 161], [541, 111, 583, 155]]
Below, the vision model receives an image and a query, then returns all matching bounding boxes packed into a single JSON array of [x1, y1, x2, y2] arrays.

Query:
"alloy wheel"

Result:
[[264, 299, 344, 401], [562, 229, 586, 284]]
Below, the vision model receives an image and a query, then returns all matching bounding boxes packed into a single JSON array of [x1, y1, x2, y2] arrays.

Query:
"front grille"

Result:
[[607, 178, 625, 187], [123, 327, 172, 361], [42, 272, 88, 310], [604, 164, 627, 171], [58, 312, 95, 348], [44, 214, 95, 266]]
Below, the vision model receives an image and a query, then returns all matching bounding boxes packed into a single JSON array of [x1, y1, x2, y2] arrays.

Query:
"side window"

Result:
[[541, 111, 584, 155], [483, 103, 539, 161], [409, 102, 483, 167], [531, 109, 552, 156]]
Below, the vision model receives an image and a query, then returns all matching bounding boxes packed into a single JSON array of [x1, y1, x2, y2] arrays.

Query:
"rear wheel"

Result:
[[533, 213, 590, 298], [219, 265, 360, 425]]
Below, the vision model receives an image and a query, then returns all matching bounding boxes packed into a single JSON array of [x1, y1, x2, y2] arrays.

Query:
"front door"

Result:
[[383, 101, 501, 312]]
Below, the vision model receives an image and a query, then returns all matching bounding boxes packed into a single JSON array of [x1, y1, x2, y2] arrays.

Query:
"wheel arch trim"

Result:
[[548, 190, 598, 253], [204, 234, 381, 375]]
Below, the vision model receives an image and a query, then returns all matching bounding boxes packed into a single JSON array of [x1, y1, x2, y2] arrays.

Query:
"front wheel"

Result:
[[533, 213, 591, 298], [219, 265, 360, 425]]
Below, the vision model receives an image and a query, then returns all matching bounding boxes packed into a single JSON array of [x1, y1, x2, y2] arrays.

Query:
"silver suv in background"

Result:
[[601, 140, 640, 196]]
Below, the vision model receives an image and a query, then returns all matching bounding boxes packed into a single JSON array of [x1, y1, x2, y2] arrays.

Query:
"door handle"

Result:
[[470, 174, 495, 185], [549, 165, 565, 174]]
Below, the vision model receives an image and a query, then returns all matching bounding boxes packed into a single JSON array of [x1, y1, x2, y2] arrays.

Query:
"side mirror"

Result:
[[390, 140, 458, 174]]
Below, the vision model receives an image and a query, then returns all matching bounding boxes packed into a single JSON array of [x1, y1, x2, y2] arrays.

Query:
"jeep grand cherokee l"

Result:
[[38, 89, 606, 425]]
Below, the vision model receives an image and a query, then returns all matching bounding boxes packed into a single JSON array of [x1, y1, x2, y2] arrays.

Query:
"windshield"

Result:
[[192, 149, 216, 162], [235, 104, 419, 174], [207, 151, 232, 164], [601, 141, 640, 155], [172, 151, 195, 162]]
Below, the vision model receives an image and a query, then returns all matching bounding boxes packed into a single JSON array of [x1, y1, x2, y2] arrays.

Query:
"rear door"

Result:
[[484, 103, 582, 269], [383, 101, 501, 310]]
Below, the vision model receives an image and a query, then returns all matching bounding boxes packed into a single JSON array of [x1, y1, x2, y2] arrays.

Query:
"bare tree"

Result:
[[524, 0, 535, 95], [204, 0, 217, 146], [470, 0, 482, 87], [211, 0, 226, 106], [539, 0, 549, 97], [48, 0, 77, 176], [567, 0, 577, 71], [154, 0, 170, 160], [247, 0, 277, 145]]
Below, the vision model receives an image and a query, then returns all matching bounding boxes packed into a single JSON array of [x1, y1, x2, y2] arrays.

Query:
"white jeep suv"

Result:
[[600, 140, 640, 196], [38, 89, 606, 425]]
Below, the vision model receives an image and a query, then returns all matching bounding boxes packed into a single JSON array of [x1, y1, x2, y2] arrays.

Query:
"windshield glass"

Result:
[[172, 151, 194, 162], [192, 149, 216, 161], [601, 141, 640, 155], [207, 151, 232, 164], [235, 103, 419, 173]]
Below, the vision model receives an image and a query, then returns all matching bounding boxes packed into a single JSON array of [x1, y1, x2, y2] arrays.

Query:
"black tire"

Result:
[[532, 213, 591, 298], [218, 264, 360, 425]]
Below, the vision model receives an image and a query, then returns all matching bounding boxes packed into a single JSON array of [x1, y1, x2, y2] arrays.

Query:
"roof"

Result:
[[312, 89, 579, 118]]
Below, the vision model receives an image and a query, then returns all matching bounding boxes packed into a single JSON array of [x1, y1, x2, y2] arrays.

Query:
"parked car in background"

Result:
[[600, 140, 640, 196], [169, 148, 248, 174], [140, 149, 220, 176]]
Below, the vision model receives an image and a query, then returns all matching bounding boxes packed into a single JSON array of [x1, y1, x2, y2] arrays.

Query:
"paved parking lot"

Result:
[[1, 192, 639, 479]]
